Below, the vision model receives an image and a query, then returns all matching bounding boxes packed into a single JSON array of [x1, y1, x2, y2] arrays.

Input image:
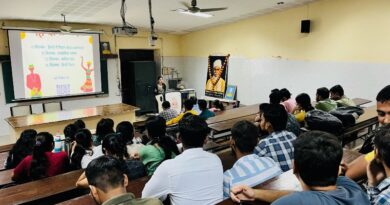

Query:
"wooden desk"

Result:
[[352, 98, 372, 107], [0, 169, 14, 187], [342, 105, 378, 144], [207, 104, 259, 125], [209, 114, 257, 133], [0, 169, 83, 205], [4, 103, 139, 143], [0, 144, 14, 153]]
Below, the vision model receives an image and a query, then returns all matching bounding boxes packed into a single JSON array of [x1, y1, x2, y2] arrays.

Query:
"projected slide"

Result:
[[8, 30, 102, 100]]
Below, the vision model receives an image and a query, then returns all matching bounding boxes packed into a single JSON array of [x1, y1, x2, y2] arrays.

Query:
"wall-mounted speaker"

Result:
[[301, 20, 311, 33]]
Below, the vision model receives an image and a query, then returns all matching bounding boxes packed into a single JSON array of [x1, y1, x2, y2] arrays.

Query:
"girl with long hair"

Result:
[[70, 129, 103, 169], [12, 132, 69, 182], [139, 116, 180, 176], [5, 129, 37, 169]]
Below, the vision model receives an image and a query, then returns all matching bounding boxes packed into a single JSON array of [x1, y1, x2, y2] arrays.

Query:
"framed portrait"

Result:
[[100, 42, 111, 55], [205, 54, 230, 98]]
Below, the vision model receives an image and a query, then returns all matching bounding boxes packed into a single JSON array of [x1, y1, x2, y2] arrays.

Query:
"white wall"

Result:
[[180, 56, 389, 105]]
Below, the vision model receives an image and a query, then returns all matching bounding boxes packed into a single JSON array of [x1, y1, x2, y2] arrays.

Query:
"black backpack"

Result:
[[306, 110, 344, 136], [330, 106, 365, 128]]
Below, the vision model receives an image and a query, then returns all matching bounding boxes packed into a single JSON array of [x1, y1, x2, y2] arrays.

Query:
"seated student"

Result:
[[70, 129, 103, 169], [116, 121, 144, 159], [159, 101, 178, 122], [198, 99, 215, 120], [223, 120, 282, 199], [210, 99, 225, 112], [12, 132, 69, 182], [93, 118, 115, 146], [293, 93, 315, 123], [85, 156, 162, 205], [190, 96, 202, 114], [142, 115, 224, 205], [268, 91, 300, 136], [140, 116, 179, 176], [366, 125, 390, 205], [269, 89, 281, 104], [5, 129, 37, 169], [73, 119, 86, 130], [166, 99, 197, 126], [346, 85, 390, 180], [254, 104, 296, 172], [64, 123, 78, 142], [230, 131, 370, 205], [280, 88, 297, 113], [256, 103, 300, 137], [76, 133, 146, 188], [330, 84, 356, 107], [315, 87, 337, 112]]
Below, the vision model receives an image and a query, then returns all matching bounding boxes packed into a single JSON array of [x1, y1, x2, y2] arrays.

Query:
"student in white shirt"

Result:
[[142, 115, 224, 205], [70, 129, 103, 169]]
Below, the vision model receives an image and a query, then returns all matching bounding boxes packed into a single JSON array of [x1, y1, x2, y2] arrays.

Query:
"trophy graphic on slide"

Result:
[[26, 64, 42, 97], [80, 56, 94, 92]]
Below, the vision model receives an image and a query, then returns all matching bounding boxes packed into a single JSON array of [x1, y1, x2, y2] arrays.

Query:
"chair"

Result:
[[10, 105, 32, 117], [42, 102, 63, 112]]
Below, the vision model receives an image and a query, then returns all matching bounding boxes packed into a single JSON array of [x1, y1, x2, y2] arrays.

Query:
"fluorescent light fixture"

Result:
[[176, 9, 213, 18]]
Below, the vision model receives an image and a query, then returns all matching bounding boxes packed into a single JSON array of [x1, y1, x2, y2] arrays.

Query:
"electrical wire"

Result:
[[148, 0, 155, 34], [120, 0, 135, 28]]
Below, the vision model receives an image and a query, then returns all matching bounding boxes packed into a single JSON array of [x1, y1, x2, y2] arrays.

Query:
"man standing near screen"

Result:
[[80, 56, 94, 92], [26, 64, 42, 97]]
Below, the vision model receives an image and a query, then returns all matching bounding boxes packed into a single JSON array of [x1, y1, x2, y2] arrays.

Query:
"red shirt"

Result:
[[13, 151, 68, 179]]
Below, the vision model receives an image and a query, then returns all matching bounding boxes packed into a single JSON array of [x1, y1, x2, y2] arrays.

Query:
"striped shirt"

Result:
[[254, 130, 296, 172], [367, 177, 390, 205], [223, 154, 282, 198]]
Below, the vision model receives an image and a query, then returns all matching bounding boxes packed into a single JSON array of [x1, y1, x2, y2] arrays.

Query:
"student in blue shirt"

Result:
[[223, 120, 282, 199], [198, 99, 215, 120], [231, 131, 370, 205]]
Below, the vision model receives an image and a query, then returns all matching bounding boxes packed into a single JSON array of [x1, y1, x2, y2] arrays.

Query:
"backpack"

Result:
[[330, 106, 365, 128], [305, 110, 344, 136]]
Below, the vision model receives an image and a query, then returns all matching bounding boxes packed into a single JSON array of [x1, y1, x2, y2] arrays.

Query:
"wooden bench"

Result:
[[207, 104, 259, 125], [0, 169, 14, 188], [0, 169, 83, 204]]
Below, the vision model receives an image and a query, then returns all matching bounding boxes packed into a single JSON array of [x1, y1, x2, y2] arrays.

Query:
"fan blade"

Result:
[[199, 7, 227, 12], [180, 1, 191, 9]]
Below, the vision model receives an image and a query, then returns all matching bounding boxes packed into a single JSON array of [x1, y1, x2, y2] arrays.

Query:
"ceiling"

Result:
[[0, 0, 316, 34]]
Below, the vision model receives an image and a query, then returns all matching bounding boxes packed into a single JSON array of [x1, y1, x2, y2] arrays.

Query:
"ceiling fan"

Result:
[[174, 0, 228, 18], [58, 13, 90, 33]]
